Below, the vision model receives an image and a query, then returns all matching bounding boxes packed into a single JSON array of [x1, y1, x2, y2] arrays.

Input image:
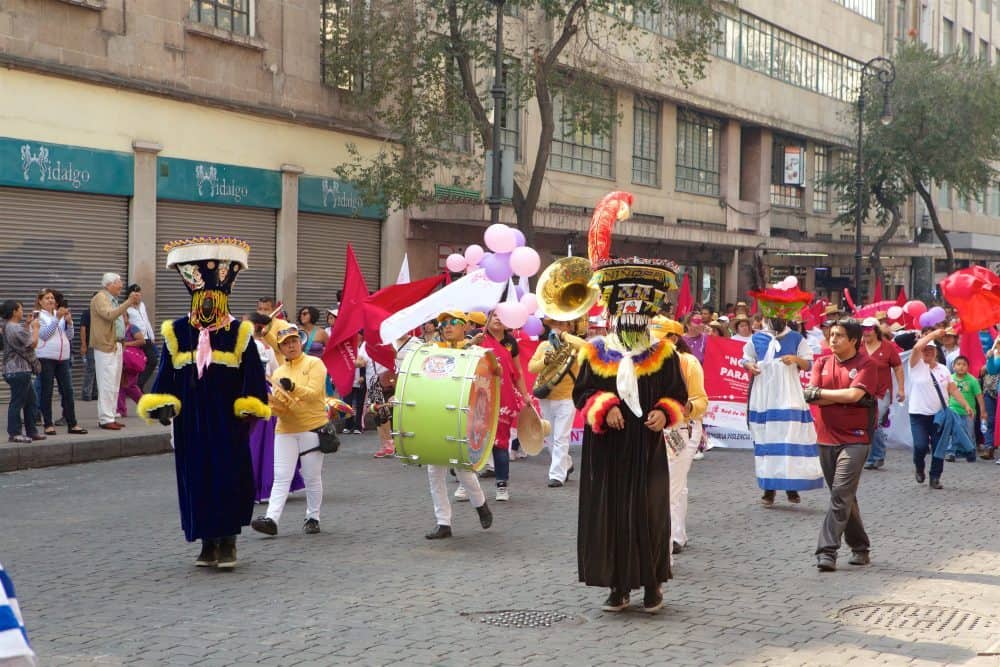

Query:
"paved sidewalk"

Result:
[[1, 438, 999, 666], [0, 399, 170, 472]]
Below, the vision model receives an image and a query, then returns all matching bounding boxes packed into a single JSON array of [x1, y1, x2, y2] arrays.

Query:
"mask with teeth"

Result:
[[609, 312, 651, 351]]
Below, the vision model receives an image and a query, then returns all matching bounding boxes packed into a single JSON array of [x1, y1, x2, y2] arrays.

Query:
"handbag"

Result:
[[123, 345, 147, 374]]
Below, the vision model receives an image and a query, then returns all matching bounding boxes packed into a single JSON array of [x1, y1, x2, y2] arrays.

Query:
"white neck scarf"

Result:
[[604, 334, 649, 418]]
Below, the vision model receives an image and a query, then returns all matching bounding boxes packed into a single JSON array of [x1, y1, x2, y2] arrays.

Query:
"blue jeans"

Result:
[[909, 413, 944, 480], [493, 447, 510, 484], [39, 358, 77, 428], [5, 372, 39, 437], [985, 393, 997, 451], [81, 348, 97, 400], [866, 394, 891, 465]]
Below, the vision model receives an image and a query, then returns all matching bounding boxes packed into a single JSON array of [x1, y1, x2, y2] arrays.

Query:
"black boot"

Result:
[[425, 525, 452, 540], [195, 539, 218, 567], [476, 502, 493, 529], [760, 490, 775, 506], [217, 536, 237, 570], [786, 491, 801, 504]]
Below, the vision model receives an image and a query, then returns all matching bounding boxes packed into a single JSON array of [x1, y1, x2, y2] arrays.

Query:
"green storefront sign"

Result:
[[157, 157, 281, 208], [0, 136, 133, 196], [298, 175, 384, 219]]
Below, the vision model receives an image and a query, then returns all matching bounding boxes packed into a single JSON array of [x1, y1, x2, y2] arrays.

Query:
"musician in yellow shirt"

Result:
[[650, 316, 708, 555], [251, 324, 330, 537], [528, 317, 584, 487]]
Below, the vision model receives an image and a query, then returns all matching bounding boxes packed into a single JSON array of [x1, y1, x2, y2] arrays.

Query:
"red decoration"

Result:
[[675, 273, 694, 319], [940, 266, 1000, 331], [587, 191, 633, 267]]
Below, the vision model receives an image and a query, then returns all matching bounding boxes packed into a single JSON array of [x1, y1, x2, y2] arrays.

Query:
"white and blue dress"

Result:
[[743, 330, 824, 492], [0, 561, 34, 665]]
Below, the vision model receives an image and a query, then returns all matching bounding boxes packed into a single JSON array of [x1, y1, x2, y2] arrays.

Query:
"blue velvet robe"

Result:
[[151, 319, 266, 542]]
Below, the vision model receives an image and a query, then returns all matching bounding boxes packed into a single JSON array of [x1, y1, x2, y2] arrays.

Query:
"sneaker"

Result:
[[373, 444, 395, 459], [601, 590, 630, 612], [996, 458, 1000, 465], [454, 485, 470, 502], [251, 516, 278, 536], [874, 459, 885, 469], [863, 462, 876, 470], [8, 435, 31, 444], [425, 524, 452, 540], [817, 554, 837, 572], [352, 429, 362, 434], [848, 551, 871, 566], [342, 428, 350, 434], [692, 451, 705, 461], [495, 484, 509, 502], [475, 502, 493, 529], [303, 518, 320, 534], [547, 479, 564, 488], [945, 454, 956, 463], [929, 478, 943, 490], [786, 491, 801, 504], [195, 540, 218, 567]]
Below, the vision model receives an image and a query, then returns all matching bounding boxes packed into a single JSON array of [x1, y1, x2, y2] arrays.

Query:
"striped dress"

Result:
[[744, 330, 824, 492], [0, 562, 34, 665]]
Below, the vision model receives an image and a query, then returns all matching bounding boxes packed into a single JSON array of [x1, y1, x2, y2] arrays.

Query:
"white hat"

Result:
[[861, 317, 879, 327]]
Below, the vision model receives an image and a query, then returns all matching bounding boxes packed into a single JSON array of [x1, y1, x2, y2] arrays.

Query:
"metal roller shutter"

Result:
[[156, 202, 276, 323], [0, 187, 129, 401], [296, 213, 381, 314]]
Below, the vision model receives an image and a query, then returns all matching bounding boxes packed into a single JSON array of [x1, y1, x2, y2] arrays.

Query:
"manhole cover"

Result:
[[463, 609, 573, 629], [839, 604, 996, 633]]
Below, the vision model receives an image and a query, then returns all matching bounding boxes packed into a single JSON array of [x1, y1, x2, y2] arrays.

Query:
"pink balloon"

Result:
[[484, 224, 517, 253], [520, 293, 538, 313], [510, 247, 541, 278], [522, 315, 543, 336], [497, 302, 529, 329], [903, 300, 927, 318], [445, 253, 467, 273], [464, 244, 485, 265], [482, 252, 513, 282], [887, 306, 903, 320]]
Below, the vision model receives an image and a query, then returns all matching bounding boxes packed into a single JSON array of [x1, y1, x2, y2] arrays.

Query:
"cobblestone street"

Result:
[[2, 435, 999, 666]]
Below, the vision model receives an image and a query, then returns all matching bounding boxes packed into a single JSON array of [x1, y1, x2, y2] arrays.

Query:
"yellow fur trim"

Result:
[[137, 393, 181, 423], [234, 396, 271, 419], [162, 319, 253, 369]]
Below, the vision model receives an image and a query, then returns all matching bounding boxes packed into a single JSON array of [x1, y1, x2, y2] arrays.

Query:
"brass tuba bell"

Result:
[[536, 256, 600, 322]]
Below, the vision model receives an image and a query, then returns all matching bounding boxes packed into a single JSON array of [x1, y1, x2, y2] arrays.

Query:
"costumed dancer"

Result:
[[138, 237, 269, 569], [650, 317, 708, 556], [0, 561, 35, 666], [574, 190, 689, 614], [742, 276, 823, 506], [528, 312, 584, 488]]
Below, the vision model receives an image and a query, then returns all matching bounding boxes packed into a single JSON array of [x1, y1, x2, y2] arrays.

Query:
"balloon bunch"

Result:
[[445, 223, 543, 331], [771, 275, 800, 290], [883, 301, 946, 329]]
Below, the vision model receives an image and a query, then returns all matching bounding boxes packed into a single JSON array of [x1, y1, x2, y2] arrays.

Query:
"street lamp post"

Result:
[[488, 0, 506, 226], [854, 56, 895, 302]]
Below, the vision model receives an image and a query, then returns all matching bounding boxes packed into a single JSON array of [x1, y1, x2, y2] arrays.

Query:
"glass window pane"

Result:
[[200, 1, 216, 26]]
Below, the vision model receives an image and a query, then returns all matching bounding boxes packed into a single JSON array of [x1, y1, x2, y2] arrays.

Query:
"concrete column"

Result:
[[720, 119, 741, 231], [277, 164, 303, 316], [758, 128, 773, 238], [381, 208, 407, 286], [130, 140, 162, 324], [725, 247, 740, 305]]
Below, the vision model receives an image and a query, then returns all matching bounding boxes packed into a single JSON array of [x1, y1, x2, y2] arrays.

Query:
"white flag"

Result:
[[396, 254, 410, 284], [380, 269, 504, 343]]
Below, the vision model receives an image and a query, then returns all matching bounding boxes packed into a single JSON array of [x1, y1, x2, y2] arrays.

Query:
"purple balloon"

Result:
[[925, 306, 947, 326], [918, 312, 934, 328], [482, 252, 513, 283], [512, 228, 526, 248], [515, 283, 526, 300], [522, 315, 544, 336]]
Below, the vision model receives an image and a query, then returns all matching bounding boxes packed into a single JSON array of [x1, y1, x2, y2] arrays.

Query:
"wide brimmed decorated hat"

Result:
[[164, 236, 249, 295], [587, 191, 677, 317], [748, 285, 814, 320]]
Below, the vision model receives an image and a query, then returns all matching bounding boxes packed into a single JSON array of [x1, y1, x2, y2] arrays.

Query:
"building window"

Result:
[[813, 146, 830, 213], [549, 90, 615, 179], [942, 18, 954, 53], [321, 0, 365, 91], [991, 183, 1000, 217], [831, 0, 882, 21], [937, 182, 950, 209], [958, 192, 970, 211], [632, 96, 661, 187], [771, 136, 805, 209], [962, 29, 973, 56], [189, 0, 252, 35], [895, 0, 909, 41], [981, 39, 990, 62], [675, 109, 721, 196], [498, 62, 521, 162]]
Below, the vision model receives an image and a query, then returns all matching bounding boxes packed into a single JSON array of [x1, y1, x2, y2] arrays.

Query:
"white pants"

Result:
[[669, 421, 702, 549], [94, 345, 123, 425], [540, 398, 575, 482], [428, 465, 485, 526], [266, 432, 324, 525]]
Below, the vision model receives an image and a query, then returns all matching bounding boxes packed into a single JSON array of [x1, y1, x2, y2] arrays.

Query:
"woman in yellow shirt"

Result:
[[251, 324, 330, 537]]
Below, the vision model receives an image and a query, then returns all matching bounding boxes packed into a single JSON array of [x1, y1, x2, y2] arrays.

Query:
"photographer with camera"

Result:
[[252, 324, 330, 537], [804, 319, 879, 572]]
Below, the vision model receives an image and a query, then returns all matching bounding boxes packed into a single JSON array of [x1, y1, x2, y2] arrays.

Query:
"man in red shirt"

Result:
[[804, 319, 880, 572]]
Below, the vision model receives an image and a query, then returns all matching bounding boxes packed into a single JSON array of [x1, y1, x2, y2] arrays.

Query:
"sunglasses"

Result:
[[443, 318, 466, 326], [277, 327, 299, 339]]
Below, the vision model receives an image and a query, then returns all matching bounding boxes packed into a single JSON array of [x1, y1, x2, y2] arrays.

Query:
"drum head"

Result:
[[465, 351, 500, 470]]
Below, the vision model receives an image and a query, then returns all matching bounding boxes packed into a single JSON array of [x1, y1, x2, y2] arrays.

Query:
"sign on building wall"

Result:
[[156, 157, 281, 208], [783, 146, 805, 186], [0, 136, 133, 196], [298, 175, 384, 219]]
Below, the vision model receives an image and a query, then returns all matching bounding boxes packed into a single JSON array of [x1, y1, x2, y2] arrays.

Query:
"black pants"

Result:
[[138, 341, 158, 391]]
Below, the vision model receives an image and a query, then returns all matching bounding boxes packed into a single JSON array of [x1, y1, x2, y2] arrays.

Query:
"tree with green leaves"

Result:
[[327, 0, 719, 244], [828, 42, 1000, 280]]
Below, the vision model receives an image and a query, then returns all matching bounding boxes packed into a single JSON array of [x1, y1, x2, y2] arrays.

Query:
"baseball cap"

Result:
[[861, 317, 879, 328], [275, 324, 301, 344], [925, 340, 938, 348]]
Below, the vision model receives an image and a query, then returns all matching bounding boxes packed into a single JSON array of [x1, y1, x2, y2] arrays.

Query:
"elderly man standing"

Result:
[[89, 273, 139, 430]]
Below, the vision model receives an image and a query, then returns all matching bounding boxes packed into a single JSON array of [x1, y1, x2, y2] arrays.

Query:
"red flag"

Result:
[[322, 245, 369, 397], [676, 273, 694, 319], [363, 273, 446, 371], [895, 286, 907, 305], [871, 276, 884, 303]]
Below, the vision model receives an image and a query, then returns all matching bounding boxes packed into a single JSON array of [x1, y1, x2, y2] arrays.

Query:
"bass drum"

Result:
[[392, 344, 500, 471]]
